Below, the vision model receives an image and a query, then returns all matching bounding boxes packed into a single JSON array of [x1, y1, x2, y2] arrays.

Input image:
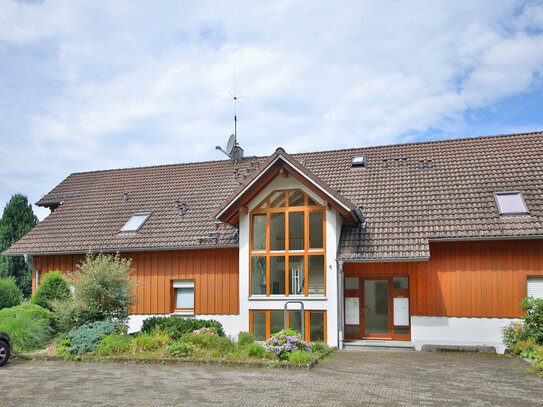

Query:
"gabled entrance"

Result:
[[344, 276, 411, 341]]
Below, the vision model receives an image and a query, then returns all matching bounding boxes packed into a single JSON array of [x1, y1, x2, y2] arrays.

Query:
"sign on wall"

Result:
[[345, 297, 360, 325], [393, 297, 409, 326]]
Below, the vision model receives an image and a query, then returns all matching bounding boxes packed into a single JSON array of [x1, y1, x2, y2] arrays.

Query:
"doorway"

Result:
[[344, 276, 410, 340]]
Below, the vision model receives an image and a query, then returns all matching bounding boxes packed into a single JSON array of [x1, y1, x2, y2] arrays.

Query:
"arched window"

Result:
[[250, 189, 326, 297]]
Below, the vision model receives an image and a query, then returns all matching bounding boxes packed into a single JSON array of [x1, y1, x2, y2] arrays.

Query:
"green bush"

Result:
[[502, 321, 530, 349], [0, 277, 23, 310], [68, 252, 139, 325], [287, 350, 313, 364], [31, 271, 71, 311], [237, 331, 254, 347], [51, 299, 81, 333], [0, 303, 53, 351], [265, 329, 311, 361], [67, 321, 117, 355], [141, 316, 225, 338], [245, 343, 265, 358], [166, 342, 194, 358], [309, 341, 333, 356], [94, 333, 133, 356], [521, 297, 543, 344], [180, 331, 221, 349], [130, 331, 169, 354]]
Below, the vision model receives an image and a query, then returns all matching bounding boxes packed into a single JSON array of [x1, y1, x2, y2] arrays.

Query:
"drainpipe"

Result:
[[337, 260, 344, 350], [23, 254, 39, 292]]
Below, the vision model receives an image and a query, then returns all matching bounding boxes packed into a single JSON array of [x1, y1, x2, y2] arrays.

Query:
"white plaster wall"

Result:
[[128, 314, 244, 341], [411, 316, 518, 354], [238, 175, 341, 346]]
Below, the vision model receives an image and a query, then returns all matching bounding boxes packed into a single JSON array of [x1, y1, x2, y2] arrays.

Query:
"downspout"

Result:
[[337, 260, 344, 350], [23, 254, 39, 293]]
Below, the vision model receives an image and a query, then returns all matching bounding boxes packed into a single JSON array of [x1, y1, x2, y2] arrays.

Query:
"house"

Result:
[[4, 131, 543, 353]]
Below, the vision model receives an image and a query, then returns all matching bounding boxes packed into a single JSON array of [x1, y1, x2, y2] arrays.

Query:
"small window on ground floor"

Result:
[[172, 280, 194, 314], [527, 276, 543, 299], [249, 310, 327, 342]]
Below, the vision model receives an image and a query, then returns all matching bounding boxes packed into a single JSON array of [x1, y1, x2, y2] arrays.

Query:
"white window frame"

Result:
[[120, 212, 152, 232], [173, 280, 195, 314], [527, 276, 543, 300], [493, 192, 529, 216]]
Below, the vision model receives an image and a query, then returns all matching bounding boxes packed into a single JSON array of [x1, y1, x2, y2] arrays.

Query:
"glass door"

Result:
[[363, 279, 391, 337]]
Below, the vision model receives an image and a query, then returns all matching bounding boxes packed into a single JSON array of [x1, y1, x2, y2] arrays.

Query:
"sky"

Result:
[[1, 0, 543, 221]]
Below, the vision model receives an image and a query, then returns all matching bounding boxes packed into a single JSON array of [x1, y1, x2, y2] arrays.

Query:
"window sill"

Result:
[[171, 310, 195, 316], [248, 296, 327, 301]]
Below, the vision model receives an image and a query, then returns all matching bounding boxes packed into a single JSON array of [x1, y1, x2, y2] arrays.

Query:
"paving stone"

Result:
[[0, 350, 541, 406]]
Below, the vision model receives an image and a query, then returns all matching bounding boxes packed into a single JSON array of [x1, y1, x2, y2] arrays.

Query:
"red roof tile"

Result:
[[4, 131, 543, 260]]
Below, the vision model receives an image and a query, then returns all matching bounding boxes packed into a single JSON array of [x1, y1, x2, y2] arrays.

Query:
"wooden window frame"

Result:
[[171, 280, 195, 315], [249, 310, 327, 342], [249, 189, 326, 298]]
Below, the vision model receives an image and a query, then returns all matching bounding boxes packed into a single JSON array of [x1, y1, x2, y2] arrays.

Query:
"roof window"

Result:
[[120, 212, 151, 232], [351, 155, 366, 168], [493, 192, 529, 215]]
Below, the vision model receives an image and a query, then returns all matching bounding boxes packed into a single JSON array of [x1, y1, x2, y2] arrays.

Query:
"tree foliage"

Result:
[[62, 252, 139, 326], [0, 276, 23, 309], [0, 194, 38, 296]]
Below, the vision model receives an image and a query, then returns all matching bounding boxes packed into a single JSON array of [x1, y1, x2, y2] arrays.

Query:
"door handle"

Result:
[[362, 305, 370, 316]]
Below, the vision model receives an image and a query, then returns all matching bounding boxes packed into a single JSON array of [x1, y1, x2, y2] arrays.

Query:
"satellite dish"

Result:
[[226, 134, 236, 155]]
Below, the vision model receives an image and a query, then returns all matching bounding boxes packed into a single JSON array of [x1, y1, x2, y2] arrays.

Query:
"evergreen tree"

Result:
[[0, 194, 38, 297]]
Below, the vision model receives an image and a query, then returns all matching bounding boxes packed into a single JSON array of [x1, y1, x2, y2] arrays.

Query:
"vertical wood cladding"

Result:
[[33, 248, 239, 315], [344, 240, 543, 318]]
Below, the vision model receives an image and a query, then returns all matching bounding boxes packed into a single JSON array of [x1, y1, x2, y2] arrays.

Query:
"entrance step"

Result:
[[343, 340, 415, 351]]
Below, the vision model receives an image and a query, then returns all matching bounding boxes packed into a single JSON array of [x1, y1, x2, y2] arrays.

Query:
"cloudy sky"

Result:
[[1, 0, 543, 220]]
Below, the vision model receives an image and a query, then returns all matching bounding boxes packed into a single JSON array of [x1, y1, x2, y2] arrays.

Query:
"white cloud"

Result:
[[1, 0, 543, 220]]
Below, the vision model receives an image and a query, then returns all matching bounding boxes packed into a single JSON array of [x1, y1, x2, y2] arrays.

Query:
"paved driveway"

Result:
[[1, 350, 541, 406]]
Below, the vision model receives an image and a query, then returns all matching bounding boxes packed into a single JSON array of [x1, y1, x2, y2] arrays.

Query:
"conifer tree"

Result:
[[0, 194, 38, 297]]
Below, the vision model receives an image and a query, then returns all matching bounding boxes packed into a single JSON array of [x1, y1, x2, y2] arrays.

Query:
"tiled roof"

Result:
[[4, 131, 543, 260]]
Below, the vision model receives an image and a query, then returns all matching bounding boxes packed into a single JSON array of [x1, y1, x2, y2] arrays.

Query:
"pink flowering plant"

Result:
[[265, 329, 311, 361], [193, 327, 216, 336]]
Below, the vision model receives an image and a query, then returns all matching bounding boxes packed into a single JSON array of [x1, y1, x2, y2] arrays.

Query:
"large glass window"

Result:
[[250, 310, 327, 342], [249, 189, 326, 297]]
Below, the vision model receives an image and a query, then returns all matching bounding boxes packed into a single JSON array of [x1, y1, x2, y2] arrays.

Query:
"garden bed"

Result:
[[14, 350, 327, 370]]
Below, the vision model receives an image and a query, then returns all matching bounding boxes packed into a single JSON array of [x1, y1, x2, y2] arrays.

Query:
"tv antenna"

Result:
[[216, 71, 248, 163]]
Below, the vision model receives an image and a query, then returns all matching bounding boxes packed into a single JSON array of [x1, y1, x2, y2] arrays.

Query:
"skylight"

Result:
[[120, 212, 151, 232], [494, 192, 529, 215], [351, 155, 366, 168]]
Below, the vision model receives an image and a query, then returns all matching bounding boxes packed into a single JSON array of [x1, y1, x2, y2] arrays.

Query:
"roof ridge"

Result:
[[57, 130, 543, 178]]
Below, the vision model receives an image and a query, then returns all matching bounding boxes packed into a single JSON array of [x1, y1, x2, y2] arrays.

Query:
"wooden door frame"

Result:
[[344, 275, 411, 341]]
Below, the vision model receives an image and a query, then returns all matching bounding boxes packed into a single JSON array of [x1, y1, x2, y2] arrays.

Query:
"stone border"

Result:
[[13, 352, 327, 370], [421, 344, 496, 353]]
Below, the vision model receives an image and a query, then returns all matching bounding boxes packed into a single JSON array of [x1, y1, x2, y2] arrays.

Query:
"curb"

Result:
[[13, 352, 327, 370]]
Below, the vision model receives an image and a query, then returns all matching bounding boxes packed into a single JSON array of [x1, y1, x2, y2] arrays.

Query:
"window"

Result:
[[350, 155, 366, 168], [120, 212, 151, 232], [172, 280, 194, 314], [494, 192, 529, 215], [249, 310, 327, 342], [527, 277, 543, 299], [250, 189, 326, 297]]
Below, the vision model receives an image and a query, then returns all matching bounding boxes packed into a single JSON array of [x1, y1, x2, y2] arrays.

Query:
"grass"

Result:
[[0, 304, 54, 352]]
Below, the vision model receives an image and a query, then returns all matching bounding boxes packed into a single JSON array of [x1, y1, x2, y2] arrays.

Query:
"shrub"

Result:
[[309, 341, 333, 356], [521, 297, 543, 344], [68, 252, 139, 325], [287, 350, 313, 364], [0, 277, 22, 310], [167, 342, 194, 358], [130, 331, 169, 354], [94, 333, 133, 356], [180, 331, 221, 349], [67, 321, 117, 355], [265, 329, 311, 361], [0, 303, 53, 351], [51, 299, 82, 333], [245, 343, 265, 358], [141, 316, 225, 338], [237, 331, 254, 347], [502, 321, 530, 349], [31, 271, 71, 311]]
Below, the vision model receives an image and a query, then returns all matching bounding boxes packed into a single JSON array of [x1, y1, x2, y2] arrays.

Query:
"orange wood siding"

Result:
[[33, 248, 239, 315], [344, 240, 543, 318]]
